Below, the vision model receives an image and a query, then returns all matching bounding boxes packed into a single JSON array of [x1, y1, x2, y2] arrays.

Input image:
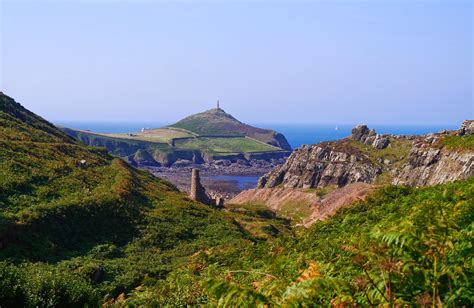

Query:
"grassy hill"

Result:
[[0, 93, 288, 306], [168, 107, 292, 150], [61, 108, 291, 166]]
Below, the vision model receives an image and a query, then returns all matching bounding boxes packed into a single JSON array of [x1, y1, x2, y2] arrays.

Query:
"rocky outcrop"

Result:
[[259, 122, 473, 190], [258, 142, 381, 189], [351, 125, 390, 149], [459, 120, 474, 136], [392, 135, 473, 186]]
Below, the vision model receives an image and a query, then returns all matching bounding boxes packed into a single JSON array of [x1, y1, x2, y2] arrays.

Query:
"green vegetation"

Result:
[[61, 110, 289, 165], [123, 177, 473, 306], [167, 107, 292, 150], [345, 139, 413, 185], [348, 138, 412, 166], [0, 93, 283, 306], [304, 185, 338, 198], [175, 137, 279, 154], [104, 127, 194, 143], [1, 93, 472, 306], [168, 108, 245, 136], [440, 135, 474, 151]]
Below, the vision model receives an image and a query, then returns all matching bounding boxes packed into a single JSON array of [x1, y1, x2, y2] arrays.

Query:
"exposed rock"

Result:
[[351, 125, 371, 142], [351, 124, 390, 149], [229, 183, 375, 227], [258, 141, 382, 189], [459, 120, 474, 136], [133, 149, 160, 166], [259, 122, 473, 190], [303, 183, 375, 225], [172, 159, 194, 167], [392, 142, 473, 186], [372, 134, 391, 149]]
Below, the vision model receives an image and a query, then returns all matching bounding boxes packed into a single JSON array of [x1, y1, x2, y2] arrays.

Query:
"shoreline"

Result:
[[141, 162, 281, 199]]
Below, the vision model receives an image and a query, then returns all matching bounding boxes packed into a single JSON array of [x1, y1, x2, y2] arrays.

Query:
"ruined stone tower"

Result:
[[190, 169, 211, 204], [190, 168, 224, 207]]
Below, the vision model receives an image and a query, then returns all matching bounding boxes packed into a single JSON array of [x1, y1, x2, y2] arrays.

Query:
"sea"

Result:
[[56, 121, 458, 149], [56, 122, 458, 190]]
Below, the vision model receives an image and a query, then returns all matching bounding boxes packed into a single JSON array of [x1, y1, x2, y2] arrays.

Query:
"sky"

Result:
[[0, 0, 472, 125]]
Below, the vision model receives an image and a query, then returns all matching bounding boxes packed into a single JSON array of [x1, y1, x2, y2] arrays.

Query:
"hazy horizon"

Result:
[[1, 0, 472, 124]]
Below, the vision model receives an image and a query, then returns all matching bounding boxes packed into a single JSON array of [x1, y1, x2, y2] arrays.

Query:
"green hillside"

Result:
[[168, 107, 292, 150], [123, 178, 474, 306], [0, 93, 287, 306], [174, 137, 279, 153], [0, 92, 472, 306], [61, 107, 292, 167]]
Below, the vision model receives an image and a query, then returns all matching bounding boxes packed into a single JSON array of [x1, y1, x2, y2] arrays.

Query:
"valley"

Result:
[[2, 1, 472, 305], [0, 92, 472, 306]]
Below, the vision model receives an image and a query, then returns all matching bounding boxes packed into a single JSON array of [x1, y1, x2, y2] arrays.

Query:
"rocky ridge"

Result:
[[258, 121, 473, 189]]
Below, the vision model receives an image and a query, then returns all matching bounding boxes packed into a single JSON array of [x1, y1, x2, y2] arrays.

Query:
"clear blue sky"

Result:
[[0, 0, 472, 124]]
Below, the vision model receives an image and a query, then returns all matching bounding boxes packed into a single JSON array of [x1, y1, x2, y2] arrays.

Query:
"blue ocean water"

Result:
[[210, 175, 260, 190], [57, 121, 458, 149], [258, 124, 458, 149]]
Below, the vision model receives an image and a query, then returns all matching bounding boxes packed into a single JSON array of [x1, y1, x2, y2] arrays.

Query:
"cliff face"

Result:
[[259, 121, 473, 189], [393, 133, 473, 187], [258, 142, 381, 189]]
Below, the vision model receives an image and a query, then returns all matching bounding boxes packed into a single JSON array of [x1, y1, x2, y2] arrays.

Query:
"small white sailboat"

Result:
[[335, 126, 339, 131]]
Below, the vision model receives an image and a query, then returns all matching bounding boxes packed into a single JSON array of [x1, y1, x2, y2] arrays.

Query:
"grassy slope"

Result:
[[62, 128, 284, 164], [168, 108, 249, 136], [0, 93, 288, 306], [123, 177, 473, 306], [168, 108, 292, 150], [175, 137, 279, 154], [60, 108, 292, 162], [102, 128, 194, 143], [440, 135, 474, 151]]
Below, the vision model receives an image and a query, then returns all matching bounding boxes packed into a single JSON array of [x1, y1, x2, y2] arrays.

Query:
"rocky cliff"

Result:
[[259, 121, 473, 189]]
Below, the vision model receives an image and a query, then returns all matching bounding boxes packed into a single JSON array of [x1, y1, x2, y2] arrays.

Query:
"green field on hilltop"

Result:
[[174, 137, 280, 153], [104, 127, 194, 143]]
